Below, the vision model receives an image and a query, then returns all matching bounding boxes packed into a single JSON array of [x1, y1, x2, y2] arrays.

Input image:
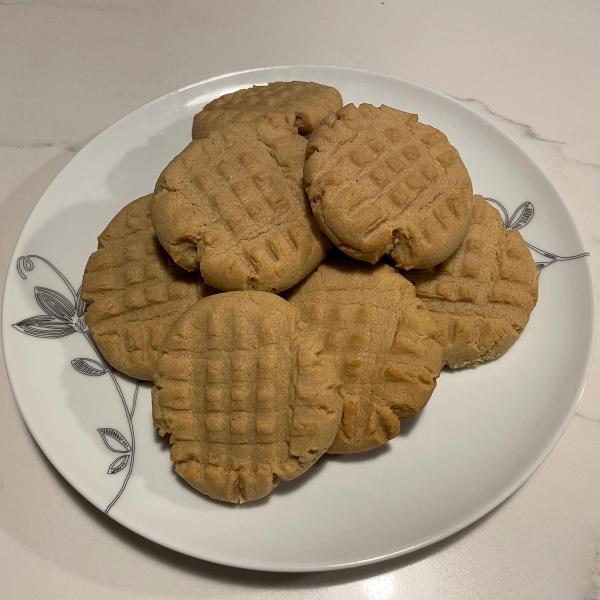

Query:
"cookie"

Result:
[[411, 120, 473, 203], [192, 80, 343, 138], [151, 123, 328, 292], [287, 257, 442, 453], [193, 109, 297, 140], [81, 195, 209, 380], [405, 195, 538, 368], [152, 292, 342, 503], [304, 103, 474, 268]]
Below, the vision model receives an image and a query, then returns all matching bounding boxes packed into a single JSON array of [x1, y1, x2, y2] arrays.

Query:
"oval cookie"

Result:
[[192, 80, 343, 137], [81, 195, 209, 380], [193, 110, 297, 140], [287, 257, 442, 453], [304, 103, 474, 268], [151, 124, 328, 292], [152, 292, 342, 503], [405, 195, 538, 368]]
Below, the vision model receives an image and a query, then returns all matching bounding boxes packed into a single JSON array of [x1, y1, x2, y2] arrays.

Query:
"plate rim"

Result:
[[2, 64, 597, 572]]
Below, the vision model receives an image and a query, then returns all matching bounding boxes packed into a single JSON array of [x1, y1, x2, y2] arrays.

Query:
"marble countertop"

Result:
[[1, 1, 599, 598]]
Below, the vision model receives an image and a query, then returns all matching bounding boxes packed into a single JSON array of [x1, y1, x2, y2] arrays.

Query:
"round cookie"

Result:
[[287, 257, 443, 453], [152, 292, 342, 503], [405, 195, 538, 368], [192, 80, 343, 138], [193, 110, 297, 140], [151, 123, 328, 292], [304, 103, 474, 269], [81, 195, 209, 380]]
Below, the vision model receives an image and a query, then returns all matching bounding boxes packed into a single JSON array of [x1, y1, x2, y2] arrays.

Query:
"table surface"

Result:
[[1, 1, 599, 598]]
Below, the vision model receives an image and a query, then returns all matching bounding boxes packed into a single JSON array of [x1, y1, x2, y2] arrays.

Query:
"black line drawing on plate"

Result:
[[12, 255, 138, 515], [486, 198, 589, 271]]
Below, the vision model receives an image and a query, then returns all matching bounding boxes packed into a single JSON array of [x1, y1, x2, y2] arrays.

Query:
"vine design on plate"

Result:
[[11, 255, 138, 515], [486, 198, 589, 271]]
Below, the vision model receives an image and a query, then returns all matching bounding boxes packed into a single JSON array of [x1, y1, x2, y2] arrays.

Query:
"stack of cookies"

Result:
[[81, 81, 538, 504]]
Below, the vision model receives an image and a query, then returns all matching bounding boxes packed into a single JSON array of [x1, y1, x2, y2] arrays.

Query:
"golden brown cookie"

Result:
[[81, 195, 209, 380], [152, 292, 342, 503], [304, 103, 474, 268], [405, 195, 538, 368], [287, 257, 442, 453], [151, 123, 328, 292], [192, 81, 343, 138], [193, 109, 297, 140], [411, 119, 473, 203]]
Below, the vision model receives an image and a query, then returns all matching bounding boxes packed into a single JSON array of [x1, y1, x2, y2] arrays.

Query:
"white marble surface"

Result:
[[0, 1, 599, 598]]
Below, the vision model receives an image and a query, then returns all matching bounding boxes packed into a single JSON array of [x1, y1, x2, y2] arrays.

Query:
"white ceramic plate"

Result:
[[2, 66, 594, 572]]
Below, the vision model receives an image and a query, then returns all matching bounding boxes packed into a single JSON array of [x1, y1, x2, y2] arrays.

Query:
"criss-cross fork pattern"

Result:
[[407, 197, 538, 367], [289, 262, 442, 452], [305, 104, 473, 264], [198, 81, 343, 134], [152, 293, 342, 502], [81, 195, 201, 380], [153, 128, 326, 291]]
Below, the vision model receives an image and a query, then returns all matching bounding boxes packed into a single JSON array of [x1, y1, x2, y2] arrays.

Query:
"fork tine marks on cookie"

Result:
[[288, 257, 442, 454], [152, 123, 328, 292], [405, 195, 538, 368], [304, 103, 473, 268], [152, 292, 342, 503]]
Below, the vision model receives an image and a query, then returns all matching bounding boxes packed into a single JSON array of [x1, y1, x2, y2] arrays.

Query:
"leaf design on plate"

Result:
[[71, 357, 107, 376], [12, 314, 75, 338], [507, 202, 534, 230], [486, 197, 509, 227], [97, 427, 132, 453], [107, 455, 129, 475], [16, 255, 35, 279], [74, 286, 86, 318], [34, 286, 75, 321], [536, 260, 553, 271]]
